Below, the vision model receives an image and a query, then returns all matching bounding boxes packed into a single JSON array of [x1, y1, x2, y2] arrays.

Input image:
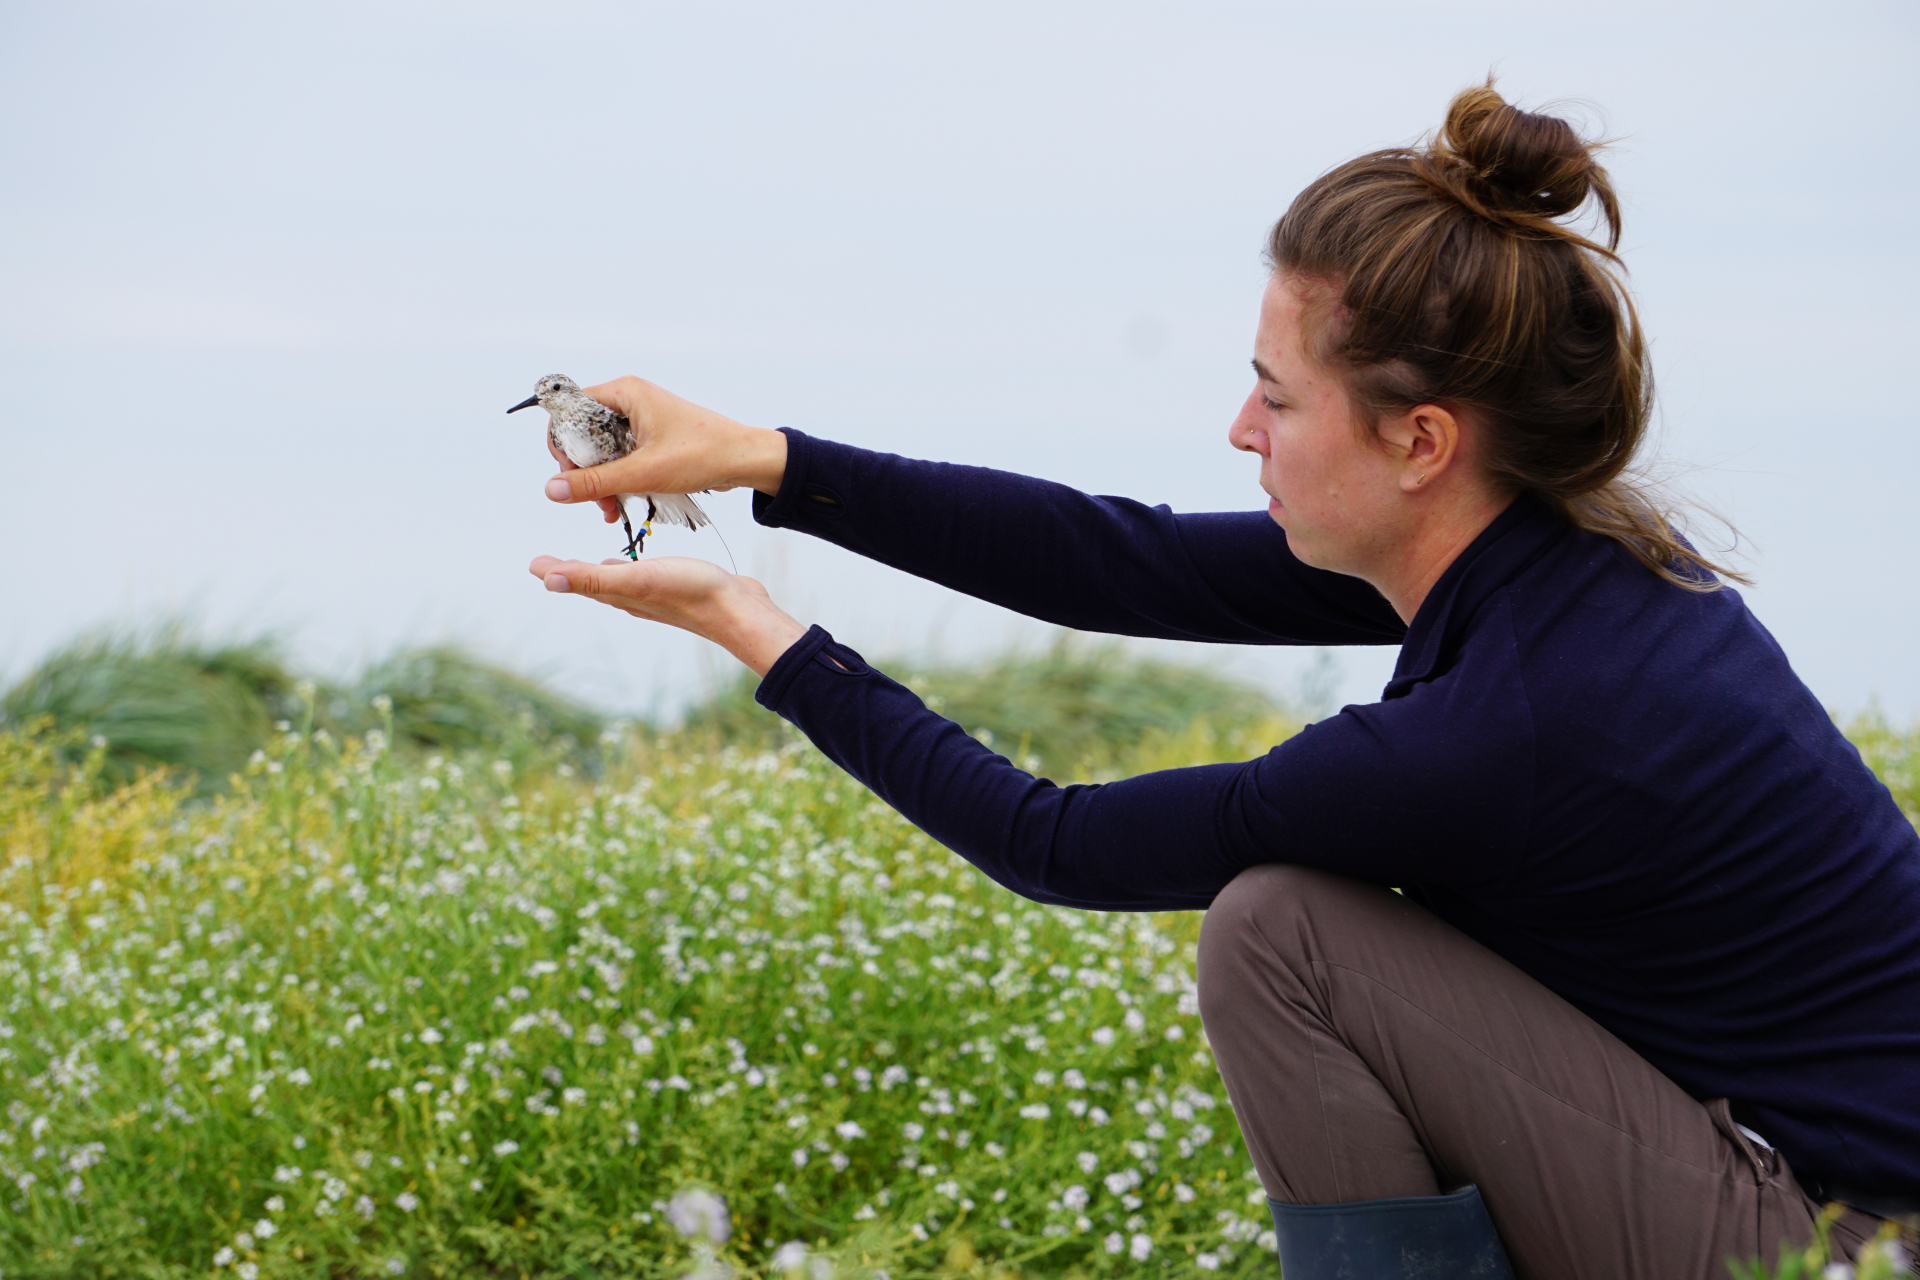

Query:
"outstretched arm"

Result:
[[754, 429, 1405, 647], [528, 558, 1518, 910], [531, 377, 1404, 648]]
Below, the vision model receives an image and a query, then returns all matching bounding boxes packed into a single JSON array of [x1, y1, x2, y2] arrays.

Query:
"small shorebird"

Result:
[[509, 374, 710, 560]]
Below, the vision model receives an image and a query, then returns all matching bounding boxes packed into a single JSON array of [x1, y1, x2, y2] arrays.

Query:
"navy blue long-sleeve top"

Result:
[[749, 428, 1920, 1198]]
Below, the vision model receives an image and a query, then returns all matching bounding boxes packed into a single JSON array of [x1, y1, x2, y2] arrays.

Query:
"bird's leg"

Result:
[[620, 511, 641, 561]]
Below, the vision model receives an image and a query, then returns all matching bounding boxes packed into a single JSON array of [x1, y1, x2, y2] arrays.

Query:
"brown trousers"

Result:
[[1195, 864, 1888, 1280]]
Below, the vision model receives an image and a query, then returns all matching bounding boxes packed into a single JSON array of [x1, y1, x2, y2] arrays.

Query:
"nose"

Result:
[[1228, 391, 1268, 454]]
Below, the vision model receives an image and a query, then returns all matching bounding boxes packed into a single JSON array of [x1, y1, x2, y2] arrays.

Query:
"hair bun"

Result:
[[1433, 82, 1603, 224]]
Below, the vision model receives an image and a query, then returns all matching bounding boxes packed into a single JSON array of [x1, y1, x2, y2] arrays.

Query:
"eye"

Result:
[[1261, 394, 1285, 412]]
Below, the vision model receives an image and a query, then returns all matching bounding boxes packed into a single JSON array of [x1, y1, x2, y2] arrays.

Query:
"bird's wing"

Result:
[[634, 493, 710, 530]]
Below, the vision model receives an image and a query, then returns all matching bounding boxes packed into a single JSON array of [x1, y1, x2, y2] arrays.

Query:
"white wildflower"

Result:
[[395, 1191, 419, 1211], [1130, 1233, 1153, 1260], [1104, 1232, 1124, 1254], [1076, 1151, 1099, 1173], [667, 1188, 730, 1245], [493, 1140, 519, 1157], [1063, 1184, 1089, 1210]]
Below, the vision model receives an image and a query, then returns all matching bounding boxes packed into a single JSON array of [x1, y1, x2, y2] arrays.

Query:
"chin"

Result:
[[1278, 527, 1340, 574]]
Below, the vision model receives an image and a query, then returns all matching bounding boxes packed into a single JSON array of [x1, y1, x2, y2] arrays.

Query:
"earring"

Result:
[[1415, 472, 1428, 486]]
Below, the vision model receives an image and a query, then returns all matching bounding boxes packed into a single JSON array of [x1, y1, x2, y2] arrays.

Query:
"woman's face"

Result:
[[1228, 274, 1413, 580]]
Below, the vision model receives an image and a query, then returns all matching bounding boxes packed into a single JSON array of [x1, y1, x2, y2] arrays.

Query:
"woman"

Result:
[[525, 86, 1920, 1279]]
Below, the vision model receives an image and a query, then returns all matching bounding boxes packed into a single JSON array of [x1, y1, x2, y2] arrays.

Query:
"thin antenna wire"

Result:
[[708, 519, 739, 575]]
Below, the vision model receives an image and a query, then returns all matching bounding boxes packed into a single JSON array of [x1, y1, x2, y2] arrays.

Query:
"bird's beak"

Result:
[[507, 396, 539, 414]]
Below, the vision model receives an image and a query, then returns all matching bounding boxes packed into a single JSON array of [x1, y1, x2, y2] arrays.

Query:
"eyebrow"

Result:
[[1251, 358, 1286, 389]]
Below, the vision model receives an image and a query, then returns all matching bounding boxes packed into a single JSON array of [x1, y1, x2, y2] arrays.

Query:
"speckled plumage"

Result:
[[509, 374, 709, 558]]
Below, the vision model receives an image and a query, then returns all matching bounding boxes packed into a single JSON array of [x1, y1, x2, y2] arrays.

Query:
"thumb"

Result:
[[546, 464, 618, 504]]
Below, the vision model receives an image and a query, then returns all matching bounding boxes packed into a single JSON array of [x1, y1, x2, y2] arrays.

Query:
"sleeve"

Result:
[[756, 626, 1535, 912], [752, 429, 1406, 647]]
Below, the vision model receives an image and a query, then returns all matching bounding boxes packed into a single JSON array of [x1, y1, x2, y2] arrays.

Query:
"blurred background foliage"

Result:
[[0, 624, 607, 793], [0, 623, 1298, 796], [656, 632, 1292, 779], [0, 626, 302, 791], [10, 623, 1912, 809]]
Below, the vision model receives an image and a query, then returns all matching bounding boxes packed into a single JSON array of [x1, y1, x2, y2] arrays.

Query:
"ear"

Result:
[[1375, 403, 1462, 494]]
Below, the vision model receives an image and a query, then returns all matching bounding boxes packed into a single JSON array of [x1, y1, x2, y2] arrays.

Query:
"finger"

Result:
[[602, 497, 622, 522], [530, 555, 574, 591], [580, 375, 646, 418], [531, 557, 642, 601]]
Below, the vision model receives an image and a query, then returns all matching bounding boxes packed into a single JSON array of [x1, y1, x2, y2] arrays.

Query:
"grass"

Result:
[[0, 626, 607, 794], [3, 627, 1285, 794], [1, 632, 1913, 1280], [672, 634, 1287, 783], [0, 694, 1298, 1279]]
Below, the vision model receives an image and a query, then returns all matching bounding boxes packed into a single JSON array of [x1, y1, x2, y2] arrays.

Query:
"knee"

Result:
[[1197, 863, 1331, 1026]]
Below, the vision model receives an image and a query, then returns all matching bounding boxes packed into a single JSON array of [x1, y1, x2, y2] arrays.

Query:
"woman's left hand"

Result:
[[528, 555, 810, 677]]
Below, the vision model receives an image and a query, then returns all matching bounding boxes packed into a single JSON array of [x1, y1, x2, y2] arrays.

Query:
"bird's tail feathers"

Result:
[[622, 492, 710, 530]]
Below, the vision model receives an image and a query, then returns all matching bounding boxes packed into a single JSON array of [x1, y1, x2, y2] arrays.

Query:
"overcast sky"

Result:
[[3, 0, 1916, 721]]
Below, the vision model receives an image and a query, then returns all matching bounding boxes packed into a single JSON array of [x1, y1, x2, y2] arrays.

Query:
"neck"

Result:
[[1369, 488, 1516, 624]]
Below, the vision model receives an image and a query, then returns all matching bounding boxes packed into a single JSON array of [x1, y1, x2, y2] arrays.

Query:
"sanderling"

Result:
[[509, 374, 710, 560]]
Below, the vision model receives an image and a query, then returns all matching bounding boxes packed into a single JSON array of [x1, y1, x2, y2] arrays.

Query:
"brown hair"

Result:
[[1268, 80, 1743, 589]]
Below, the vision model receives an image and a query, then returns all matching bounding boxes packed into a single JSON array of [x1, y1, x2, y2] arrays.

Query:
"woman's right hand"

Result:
[[540, 376, 789, 522]]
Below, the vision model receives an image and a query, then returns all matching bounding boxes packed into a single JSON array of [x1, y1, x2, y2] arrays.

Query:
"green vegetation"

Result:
[[1729, 1203, 1913, 1280], [2, 627, 1281, 794], [0, 704, 1292, 1279], [1, 628, 1913, 1279], [0, 626, 304, 793], [676, 634, 1286, 782], [0, 627, 606, 794]]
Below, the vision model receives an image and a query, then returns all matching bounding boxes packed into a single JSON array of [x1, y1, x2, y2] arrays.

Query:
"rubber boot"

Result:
[[1267, 1183, 1517, 1280]]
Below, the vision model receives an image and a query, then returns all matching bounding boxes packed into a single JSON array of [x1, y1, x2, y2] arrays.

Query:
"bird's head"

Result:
[[507, 374, 580, 415]]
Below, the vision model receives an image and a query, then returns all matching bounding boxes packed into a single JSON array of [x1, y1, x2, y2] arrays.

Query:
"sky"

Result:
[[2, 0, 1916, 721]]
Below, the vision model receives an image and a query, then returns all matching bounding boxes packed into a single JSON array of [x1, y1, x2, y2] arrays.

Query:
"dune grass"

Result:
[[674, 634, 1286, 783], [0, 627, 607, 794], [3, 627, 1285, 797]]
